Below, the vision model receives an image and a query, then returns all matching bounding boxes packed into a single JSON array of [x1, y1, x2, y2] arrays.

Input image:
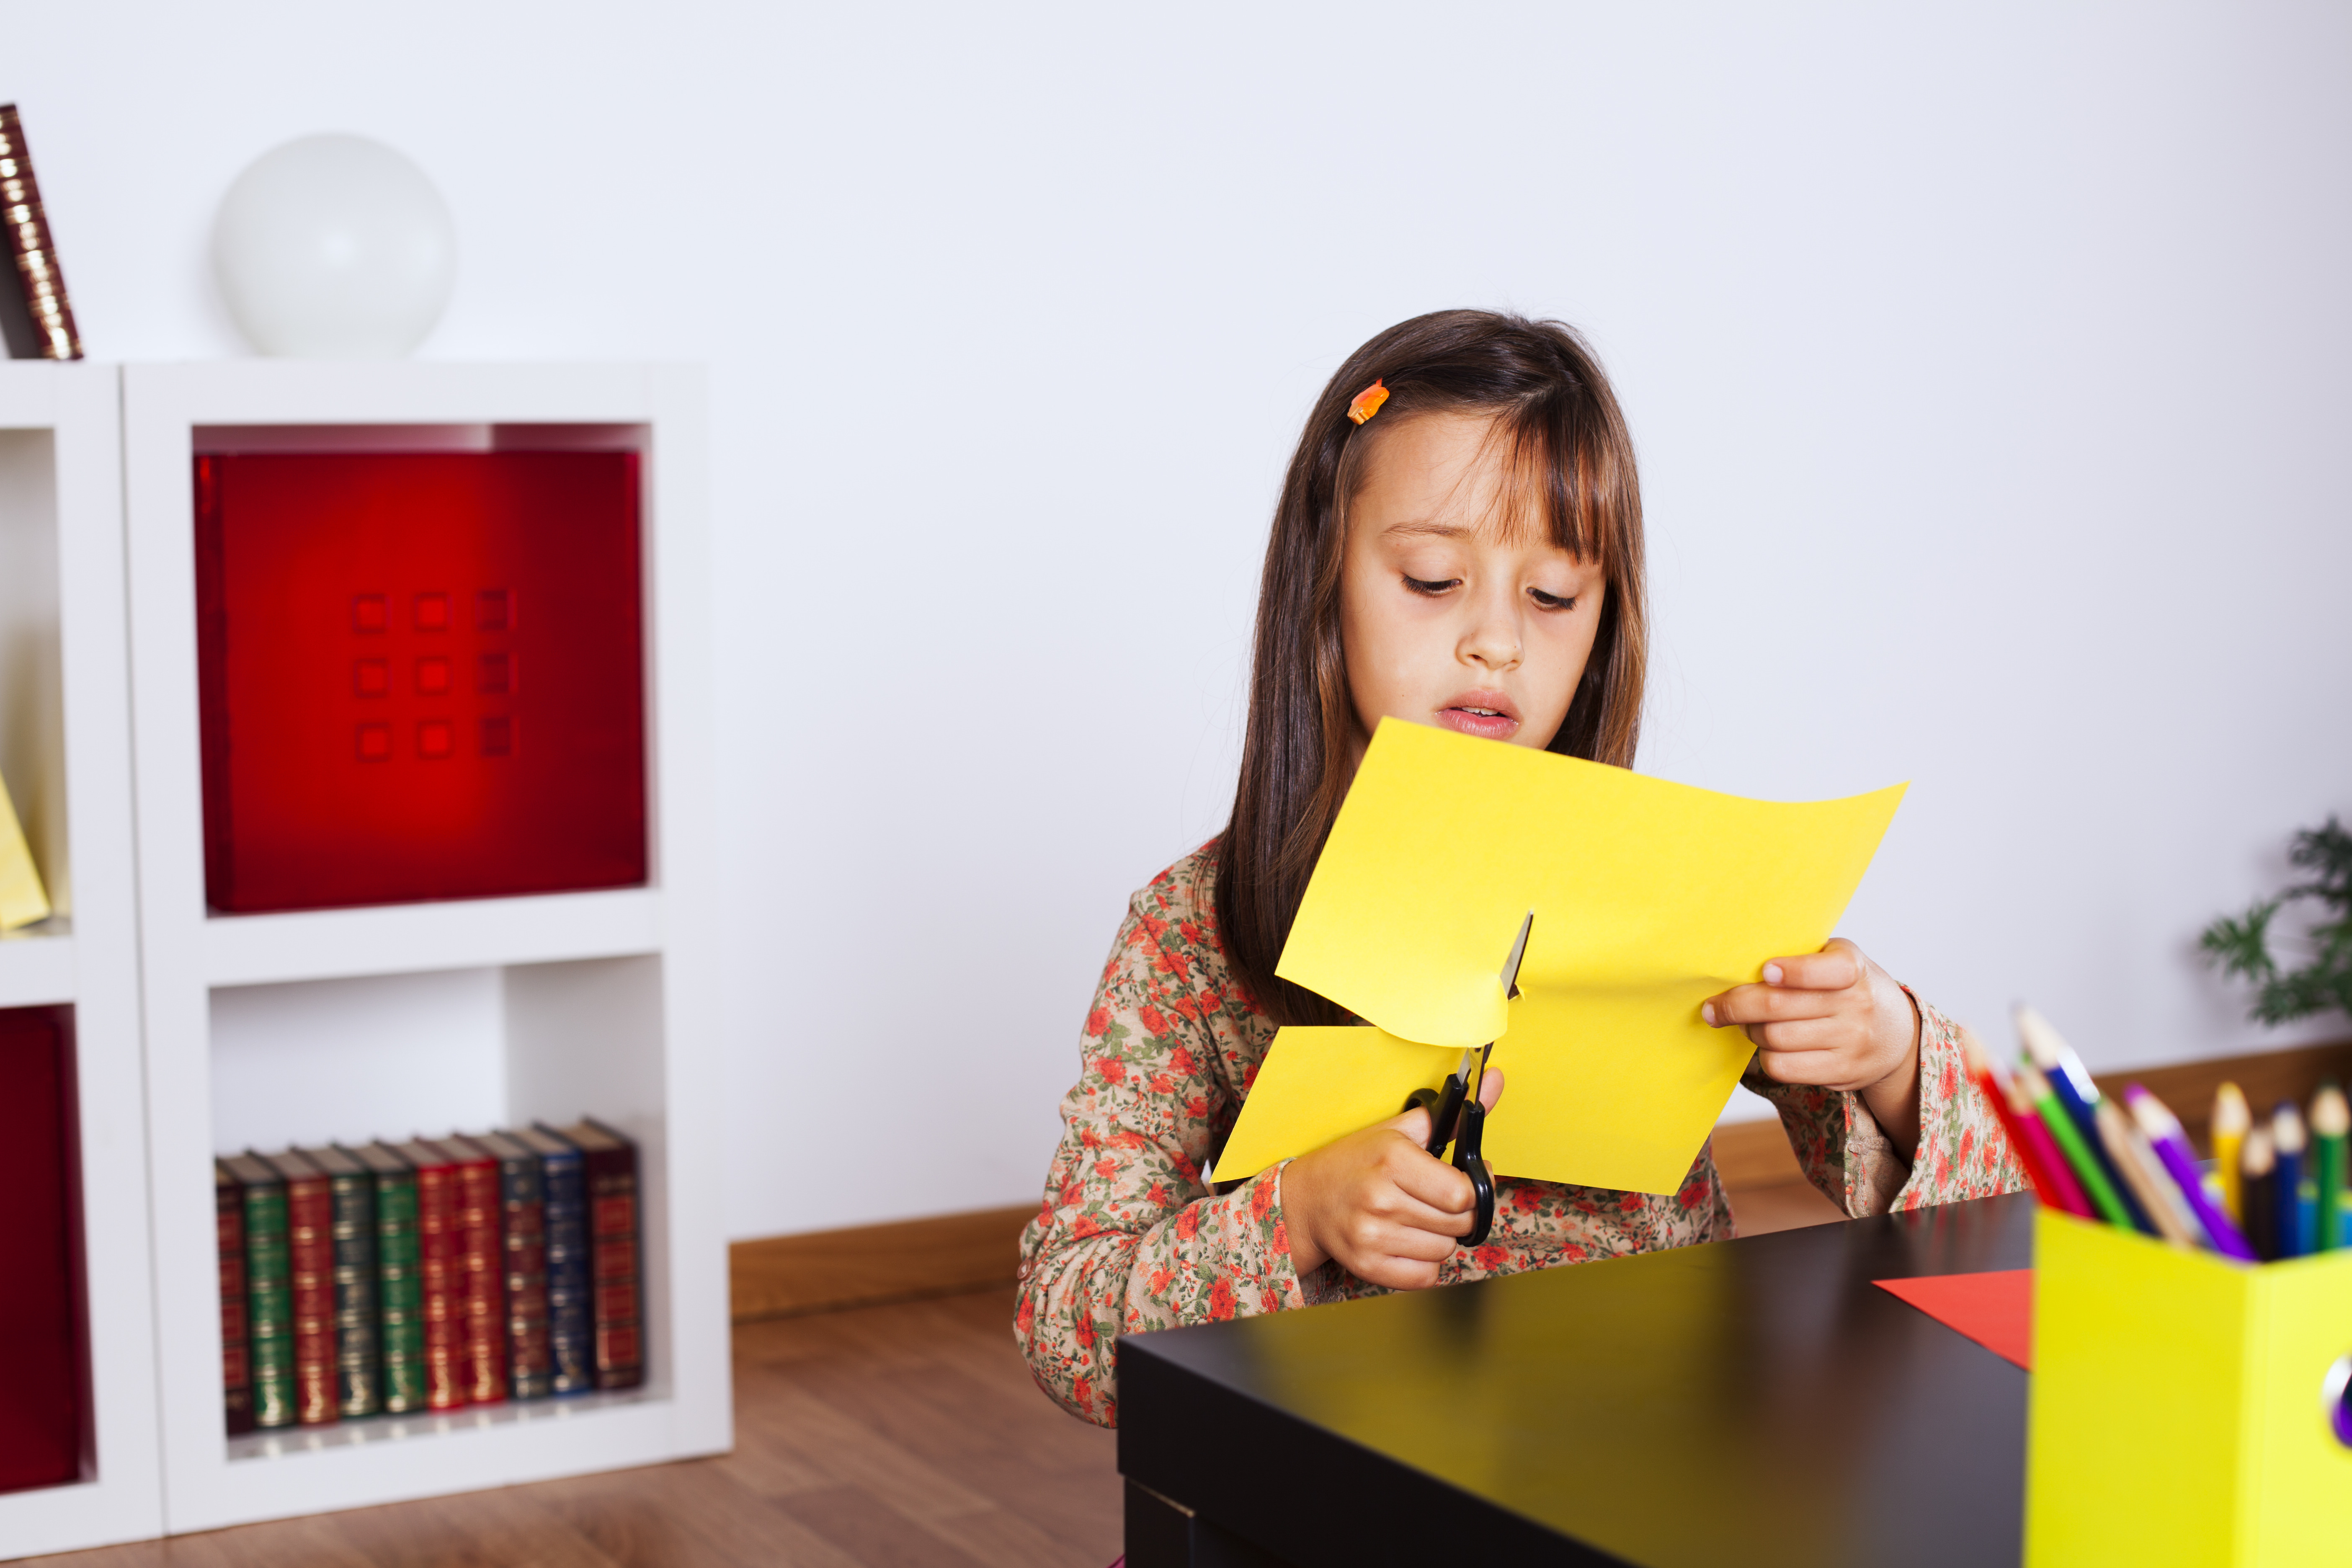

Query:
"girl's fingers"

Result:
[[1478, 1067, 1506, 1111], [1702, 940, 1877, 1026], [1746, 1016, 1855, 1055], [1392, 1148, 1477, 1218], [1703, 984, 1843, 1028], [1373, 1221, 1465, 1263], [1358, 1255, 1444, 1292], [1756, 945, 1862, 991]]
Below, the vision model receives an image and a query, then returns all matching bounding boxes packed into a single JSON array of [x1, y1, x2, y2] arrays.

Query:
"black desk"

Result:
[[1119, 1191, 2033, 1568]]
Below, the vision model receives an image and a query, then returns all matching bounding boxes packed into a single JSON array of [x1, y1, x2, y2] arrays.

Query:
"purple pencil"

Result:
[[2125, 1085, 2259, 1262]]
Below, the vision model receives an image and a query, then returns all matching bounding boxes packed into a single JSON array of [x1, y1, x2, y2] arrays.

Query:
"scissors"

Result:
[[1403, 910, 1532, 1250]]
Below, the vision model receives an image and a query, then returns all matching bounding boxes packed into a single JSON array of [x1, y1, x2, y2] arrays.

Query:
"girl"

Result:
[[1016, 310, 2026, 1426]]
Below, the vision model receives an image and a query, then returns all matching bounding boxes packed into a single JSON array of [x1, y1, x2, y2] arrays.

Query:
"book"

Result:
[[0, 106, 81, 361], [391, 1139, 465, 1410], [349, 1142, 426, 1414], [466, 1132, 551, 1400], [261, 1150, 340, 1426], [220, 1153, 294, 1429], [543, 1119, 644, 1391], [215, 1161, 253, 1435], [297, 1145, 380, 1418], [512, 1125, 593, 1395], [423, 1138, 505, 1406]]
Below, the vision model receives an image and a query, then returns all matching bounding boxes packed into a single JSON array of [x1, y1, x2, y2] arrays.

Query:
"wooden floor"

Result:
[[29, 1291, 1122, 1568], [26, 1164, 1835, 1568]]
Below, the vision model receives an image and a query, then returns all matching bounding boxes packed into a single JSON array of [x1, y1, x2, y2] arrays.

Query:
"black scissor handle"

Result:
[[1404, 1075, 1468, 1158], [1454, 1097, 1496, 1247]]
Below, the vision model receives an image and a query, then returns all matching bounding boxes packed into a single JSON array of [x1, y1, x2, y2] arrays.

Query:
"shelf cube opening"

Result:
[[192, 425, 651, 915], [0, 1004, 87, 1494], [207, 956, 669, 1457], [0, 428, 67, 929]]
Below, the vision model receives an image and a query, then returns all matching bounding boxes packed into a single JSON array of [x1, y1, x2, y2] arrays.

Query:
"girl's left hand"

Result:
[[1700, 937, 1923, 1158]]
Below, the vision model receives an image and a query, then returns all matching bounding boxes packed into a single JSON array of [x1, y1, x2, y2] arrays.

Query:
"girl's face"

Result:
[[1339, 411, 1606, 757]]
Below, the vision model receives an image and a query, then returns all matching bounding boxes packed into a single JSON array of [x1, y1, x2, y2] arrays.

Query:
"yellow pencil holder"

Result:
[[2026, 1208, 2352, 1567]]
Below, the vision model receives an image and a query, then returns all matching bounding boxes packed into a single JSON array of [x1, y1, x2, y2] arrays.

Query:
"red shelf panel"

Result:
[[0, 1005, 81, 1496], [195, 451, 648, 914]]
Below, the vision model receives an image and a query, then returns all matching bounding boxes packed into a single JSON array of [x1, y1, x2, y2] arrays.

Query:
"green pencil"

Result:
[[2020, 1062, 2135, 1229], [2314, 1083, 2348, 1252]]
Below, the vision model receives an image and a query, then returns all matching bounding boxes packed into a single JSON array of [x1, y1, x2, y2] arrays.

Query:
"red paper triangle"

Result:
[[1872, 1269, 2034, 1369]]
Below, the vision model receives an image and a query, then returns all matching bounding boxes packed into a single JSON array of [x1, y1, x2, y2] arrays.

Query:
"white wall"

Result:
[[8, 2, 2349, 1238]]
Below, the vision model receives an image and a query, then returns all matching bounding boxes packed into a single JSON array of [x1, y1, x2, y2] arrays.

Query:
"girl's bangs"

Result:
[[1487, 403, 1624, 567]]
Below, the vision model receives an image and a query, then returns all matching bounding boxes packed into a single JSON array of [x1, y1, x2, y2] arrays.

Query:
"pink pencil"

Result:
[[1962, 1028, 2095, 1217]]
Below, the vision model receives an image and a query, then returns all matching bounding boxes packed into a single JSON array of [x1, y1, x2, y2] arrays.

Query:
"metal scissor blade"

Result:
[[1500, 910, 1534, 1001]]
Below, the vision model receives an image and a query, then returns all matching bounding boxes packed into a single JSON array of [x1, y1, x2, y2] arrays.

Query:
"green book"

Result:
[[349, 1142, 425, 1415], [301, 1145, 379, 1418], [221, 1153, 293, 1429]]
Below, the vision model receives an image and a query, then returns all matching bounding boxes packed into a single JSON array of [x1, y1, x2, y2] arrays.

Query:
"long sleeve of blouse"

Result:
[[1014, 847, 2030, 1428]]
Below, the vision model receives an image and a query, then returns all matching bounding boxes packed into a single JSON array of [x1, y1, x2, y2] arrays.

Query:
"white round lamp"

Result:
[[213, 134, 456, 358]]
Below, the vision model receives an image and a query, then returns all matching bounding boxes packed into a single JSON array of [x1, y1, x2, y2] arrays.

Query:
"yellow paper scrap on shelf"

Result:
[[0, 766, 50, 931], [1264, 720, 1904, 1194]]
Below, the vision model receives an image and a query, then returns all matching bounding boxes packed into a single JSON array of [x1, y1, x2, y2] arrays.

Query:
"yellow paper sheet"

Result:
[[1216, 1026, 1462, 1184], [1265, 720, 1904, 1194], [0, 767, 49, 931]]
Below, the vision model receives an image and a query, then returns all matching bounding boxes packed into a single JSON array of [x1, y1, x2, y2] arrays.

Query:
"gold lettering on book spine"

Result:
[[0, 105, 81, 360]]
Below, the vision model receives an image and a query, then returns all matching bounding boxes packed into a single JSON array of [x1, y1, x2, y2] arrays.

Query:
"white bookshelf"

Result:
[[122, 363, 727, 1534], [0, 362, 165, 1557]]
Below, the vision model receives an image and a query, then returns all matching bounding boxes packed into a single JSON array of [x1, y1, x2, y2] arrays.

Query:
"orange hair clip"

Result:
[[1346, 378, 1389, 425]]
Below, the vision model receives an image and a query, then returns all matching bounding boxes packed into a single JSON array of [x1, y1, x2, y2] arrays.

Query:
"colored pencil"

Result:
[[2002, 1072, 2097, 1218], [1960, 1027, 2090, 1215], [2095, 1099, 2199, 1248], [2241, 1125, 2280, 1261], [2016, 1006, 2154, 1235], [2313, 1083, 2347, 1252], [2124, 1085, 2258, 1261], [2211, 1081, 2249, 1225], [2019, 1062, 2134, 1230], [2275, 1102, 2309, 1259]]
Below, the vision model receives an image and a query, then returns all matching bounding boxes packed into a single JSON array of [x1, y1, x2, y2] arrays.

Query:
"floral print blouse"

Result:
[[1014, 843, 2031, 1427]]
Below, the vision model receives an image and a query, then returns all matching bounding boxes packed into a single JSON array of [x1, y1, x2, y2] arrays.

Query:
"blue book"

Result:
[[510, 1126, 593, 1395]]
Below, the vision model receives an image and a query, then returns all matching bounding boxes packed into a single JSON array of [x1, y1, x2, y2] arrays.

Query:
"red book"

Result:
[[192, 451, 647, 914], [424, 1139, 505, 1405], [0, 1005, 80, 1494], [261, 1150, 339, 1425], [543, 1120, 643, 1390], [463, 1132, 551, 1399], [393, 1140, 465, 1411], [214, 1160, 253, 1435]]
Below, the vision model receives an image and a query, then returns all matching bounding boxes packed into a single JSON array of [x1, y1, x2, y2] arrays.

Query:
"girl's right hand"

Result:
[[1278, 1069, 1504, 1288]]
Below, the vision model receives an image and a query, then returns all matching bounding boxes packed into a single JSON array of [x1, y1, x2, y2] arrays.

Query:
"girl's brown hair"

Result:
[[1214, 309, 1649, 1024]]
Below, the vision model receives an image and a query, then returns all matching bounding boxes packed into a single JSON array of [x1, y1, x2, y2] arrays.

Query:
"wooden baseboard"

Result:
[[1708, 1117, 1808, 1190], [2090, 1036, 2352, 1156], [729, 1203, 1036, 1323]]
